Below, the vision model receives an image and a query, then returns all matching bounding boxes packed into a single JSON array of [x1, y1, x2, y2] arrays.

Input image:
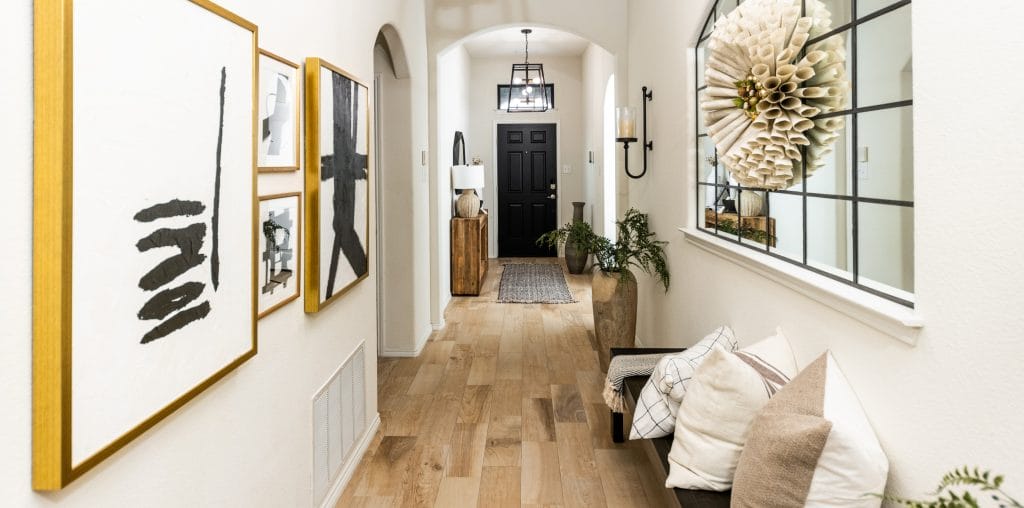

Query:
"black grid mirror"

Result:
[[694, 0, 914, 306]]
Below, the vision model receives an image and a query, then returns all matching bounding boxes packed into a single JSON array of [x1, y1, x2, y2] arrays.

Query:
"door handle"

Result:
[[547, 194, 556, 200]]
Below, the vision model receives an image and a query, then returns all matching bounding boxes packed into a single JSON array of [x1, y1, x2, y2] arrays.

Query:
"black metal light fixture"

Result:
[[615, 86, 654, 178], [506, 29, 548, 113]]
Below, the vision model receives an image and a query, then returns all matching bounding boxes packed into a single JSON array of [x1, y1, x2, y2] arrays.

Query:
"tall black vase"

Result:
[[564, 202, 588, 274]]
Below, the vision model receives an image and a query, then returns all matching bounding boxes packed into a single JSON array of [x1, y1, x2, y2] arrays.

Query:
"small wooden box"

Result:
[[451, 211, 489, 295]]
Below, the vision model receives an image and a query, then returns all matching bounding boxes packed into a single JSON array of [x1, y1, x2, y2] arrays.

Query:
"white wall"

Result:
[[432, 44, 471, 325], [0, 0, 428, 505], [627, 0, 1024, 499], [467, 54, 585, 255]]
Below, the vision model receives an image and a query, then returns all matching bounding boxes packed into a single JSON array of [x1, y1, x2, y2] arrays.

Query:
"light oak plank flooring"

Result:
[[338, 258, 666, 507]]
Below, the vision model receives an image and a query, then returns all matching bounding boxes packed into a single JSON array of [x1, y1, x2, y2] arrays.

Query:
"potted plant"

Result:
[[541, 208, 669, 370], [536, 214, 595, 274]]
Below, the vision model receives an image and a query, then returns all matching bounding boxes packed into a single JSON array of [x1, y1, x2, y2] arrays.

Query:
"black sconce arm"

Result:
[[619, 86, 654, 179]]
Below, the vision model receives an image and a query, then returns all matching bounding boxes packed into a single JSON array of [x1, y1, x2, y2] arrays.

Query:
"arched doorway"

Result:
[[373, 26, 428, 357], [431, 25, 619, 320]]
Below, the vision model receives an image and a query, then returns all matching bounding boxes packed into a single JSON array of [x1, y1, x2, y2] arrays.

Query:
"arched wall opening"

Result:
[[429, 24, 619, 323], [373, 25, 430, 357]]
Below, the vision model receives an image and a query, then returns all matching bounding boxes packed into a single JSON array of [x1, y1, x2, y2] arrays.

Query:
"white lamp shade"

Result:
[[452, 164, 485, 189]]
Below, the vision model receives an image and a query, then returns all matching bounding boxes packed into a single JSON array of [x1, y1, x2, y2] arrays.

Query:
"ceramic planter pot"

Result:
[[564, 201, 588, 274], [591, 268, 638, 371], [564, 239, 588, 274]]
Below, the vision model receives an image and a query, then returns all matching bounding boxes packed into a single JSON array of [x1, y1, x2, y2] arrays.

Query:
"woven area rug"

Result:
[[496, 264, 576, 304]]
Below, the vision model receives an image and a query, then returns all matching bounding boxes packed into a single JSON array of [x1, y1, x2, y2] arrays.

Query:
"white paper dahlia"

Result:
[[702, 0, 849, 190]]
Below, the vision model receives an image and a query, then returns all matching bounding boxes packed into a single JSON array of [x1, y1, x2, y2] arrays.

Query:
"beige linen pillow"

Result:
[[731, 351, 889, 507], [665, 328, 799, 491]]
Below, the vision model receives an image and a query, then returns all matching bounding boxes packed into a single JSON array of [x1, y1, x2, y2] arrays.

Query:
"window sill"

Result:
[[679, 227, 923, 346]]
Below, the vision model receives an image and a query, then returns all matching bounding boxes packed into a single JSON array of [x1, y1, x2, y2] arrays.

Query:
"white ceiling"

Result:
[[463, 27, 591, 58]]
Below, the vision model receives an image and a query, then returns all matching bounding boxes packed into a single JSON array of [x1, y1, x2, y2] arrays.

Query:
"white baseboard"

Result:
[[379, 325, 434, 358], [431, 318, 446, 331], [319, 413, 381, 508]]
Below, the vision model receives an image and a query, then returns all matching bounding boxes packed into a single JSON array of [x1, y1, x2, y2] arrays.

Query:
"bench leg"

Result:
[[612, 411, 624, 443]]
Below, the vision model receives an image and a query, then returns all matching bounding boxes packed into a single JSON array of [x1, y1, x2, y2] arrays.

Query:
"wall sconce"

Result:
[[615, 86, 654, 179]]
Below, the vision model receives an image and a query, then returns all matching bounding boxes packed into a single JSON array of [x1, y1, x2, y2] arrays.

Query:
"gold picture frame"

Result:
[[33, 0, 258, 490], [304, 58, 372, 313], [257, 49, 301, 172], [258, 192, 302, 319]]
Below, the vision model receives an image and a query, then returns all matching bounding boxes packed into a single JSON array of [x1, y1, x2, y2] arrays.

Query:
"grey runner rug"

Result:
[[496, 264, 576, 304]]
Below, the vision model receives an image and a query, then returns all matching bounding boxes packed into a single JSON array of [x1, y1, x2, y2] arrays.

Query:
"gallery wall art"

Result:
[[258, 193, 301, 318], [258, 49, 301, 171], [32, 0, 257, 490], [304, 58, 371, 313]]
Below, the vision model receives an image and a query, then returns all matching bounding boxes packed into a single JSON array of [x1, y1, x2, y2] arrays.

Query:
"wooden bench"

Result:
[[610, 347, 731, 508]]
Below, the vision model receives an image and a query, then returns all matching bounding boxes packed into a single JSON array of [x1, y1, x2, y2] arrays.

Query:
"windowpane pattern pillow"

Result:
[[731, 351, 888, 507], [666, 329, 799, 491], [629, 326, 739, 439]]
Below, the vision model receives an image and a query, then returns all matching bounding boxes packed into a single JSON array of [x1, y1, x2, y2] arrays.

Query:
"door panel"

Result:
[[497, 123, 557, 257], [507, 152, 524, 193]]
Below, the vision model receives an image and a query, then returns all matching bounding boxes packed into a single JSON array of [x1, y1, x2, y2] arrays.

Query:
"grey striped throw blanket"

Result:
[[603, 353, 669, 413]]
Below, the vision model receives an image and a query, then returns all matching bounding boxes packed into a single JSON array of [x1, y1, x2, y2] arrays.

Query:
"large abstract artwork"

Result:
[[304, 58, 370, 313], [32, 0, 257, 490], [258, 49, 300, 171], [258, 193, 301, 317]]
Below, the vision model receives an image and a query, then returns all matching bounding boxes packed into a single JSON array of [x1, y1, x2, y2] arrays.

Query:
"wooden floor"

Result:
[[337, 258, 671, 507]]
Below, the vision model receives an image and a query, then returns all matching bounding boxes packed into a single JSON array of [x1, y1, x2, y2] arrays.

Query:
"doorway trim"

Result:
[[490, 120, 562, 257]]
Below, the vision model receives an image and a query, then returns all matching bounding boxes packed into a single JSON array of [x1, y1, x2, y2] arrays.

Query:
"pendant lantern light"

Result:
[[506, 29, 548, 112]]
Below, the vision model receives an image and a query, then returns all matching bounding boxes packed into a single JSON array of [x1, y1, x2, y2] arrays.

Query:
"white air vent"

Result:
[[312, 342, 367, 504]]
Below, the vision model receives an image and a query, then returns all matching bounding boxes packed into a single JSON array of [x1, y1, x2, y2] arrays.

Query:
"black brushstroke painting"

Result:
[[321, 72, 368, 298], [261, 208, 294, 295], [135, 223, 208, 291], [137, 281, 205, 321], [133, 67, 227, 344], [211, 66, 225, 291], [134, 199, 206, 223]]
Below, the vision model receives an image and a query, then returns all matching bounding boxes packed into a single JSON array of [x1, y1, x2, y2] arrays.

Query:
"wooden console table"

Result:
[[451, 211, 488, 296]]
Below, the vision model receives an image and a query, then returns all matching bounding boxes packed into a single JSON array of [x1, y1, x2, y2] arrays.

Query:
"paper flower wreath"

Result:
[[702, 0, 849, 190]]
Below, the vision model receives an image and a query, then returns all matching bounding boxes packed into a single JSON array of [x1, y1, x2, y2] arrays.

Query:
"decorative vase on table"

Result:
[[564, 201, 588, 274], [739, 190, 764, 217], [592, 269, 638, 371]]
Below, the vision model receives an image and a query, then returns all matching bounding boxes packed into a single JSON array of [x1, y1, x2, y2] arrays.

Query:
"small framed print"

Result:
[[258, 192, 301, 318], [258, 49, 300, 171]]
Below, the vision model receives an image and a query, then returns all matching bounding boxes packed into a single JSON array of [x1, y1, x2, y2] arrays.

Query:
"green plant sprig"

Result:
[[716, 218, 770, 245], [538, 208, 670, 291], [874, 467, 1021, 508]]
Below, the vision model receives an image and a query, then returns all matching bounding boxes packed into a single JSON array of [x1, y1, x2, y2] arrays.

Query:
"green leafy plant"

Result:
[[716, 218, 771, 245], [875, 467, 1020, 508], [539, 208, 669, 291], [536, 219, 599, 253]]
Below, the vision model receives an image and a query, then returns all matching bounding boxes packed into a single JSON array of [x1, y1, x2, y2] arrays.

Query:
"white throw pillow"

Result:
[[629, 326, 739, 439], [732, 351, 889, 507], [666, 328, 799, 491]]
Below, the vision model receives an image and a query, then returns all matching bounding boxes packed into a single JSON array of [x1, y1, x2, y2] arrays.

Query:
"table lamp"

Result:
[[452, 164, 485, 217]]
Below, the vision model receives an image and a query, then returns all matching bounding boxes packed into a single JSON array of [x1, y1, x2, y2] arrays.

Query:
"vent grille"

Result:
[[312, 342, 367, 504]]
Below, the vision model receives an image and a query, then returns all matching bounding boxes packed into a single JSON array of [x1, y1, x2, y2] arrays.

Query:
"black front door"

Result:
[[497, 124, 557, 257]]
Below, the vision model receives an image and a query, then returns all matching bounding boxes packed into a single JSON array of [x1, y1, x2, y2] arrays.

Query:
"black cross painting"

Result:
[[306, 59, 370, 312]]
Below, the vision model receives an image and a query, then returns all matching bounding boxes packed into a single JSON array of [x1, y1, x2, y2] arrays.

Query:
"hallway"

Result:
[[338, 258, 669, 507]]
